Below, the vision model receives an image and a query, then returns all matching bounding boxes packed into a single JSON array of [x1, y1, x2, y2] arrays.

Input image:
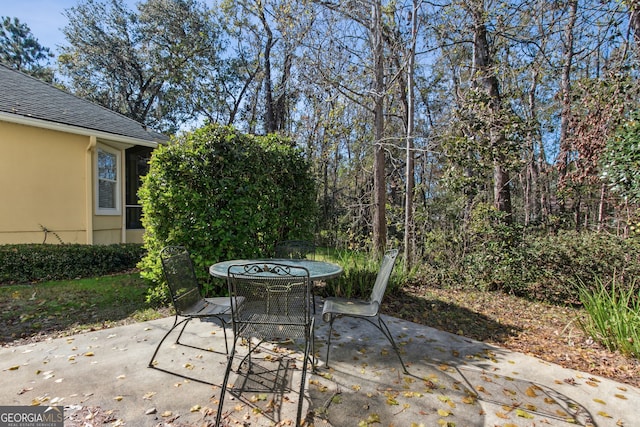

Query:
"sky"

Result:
[[1, 0, 136, 55]]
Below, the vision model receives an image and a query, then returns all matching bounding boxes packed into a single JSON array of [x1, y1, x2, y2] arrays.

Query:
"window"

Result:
[[97, 146, 121, 214]]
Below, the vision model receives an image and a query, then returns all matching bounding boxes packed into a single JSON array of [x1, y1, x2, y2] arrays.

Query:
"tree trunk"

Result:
[[557, 0, 578, 206], [260, 6, 276, 133], [404, 0, 419, 271], [471, 4, 512, 222], [372, 0, 387, 256]]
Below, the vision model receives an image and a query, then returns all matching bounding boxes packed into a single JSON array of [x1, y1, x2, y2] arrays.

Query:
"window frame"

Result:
[[95, 145, 122, 215]]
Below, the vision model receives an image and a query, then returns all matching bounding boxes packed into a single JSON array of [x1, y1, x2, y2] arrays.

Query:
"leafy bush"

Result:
[[461, 203, 527, 294], [523, 231, 640, 304], [420, 215, 640, 305], [0, 244, 145, 284], [138, 124, 317, 302]]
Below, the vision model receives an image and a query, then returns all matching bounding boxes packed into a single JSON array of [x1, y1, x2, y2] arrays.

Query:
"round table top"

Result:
[[209, 258, 343, 281]]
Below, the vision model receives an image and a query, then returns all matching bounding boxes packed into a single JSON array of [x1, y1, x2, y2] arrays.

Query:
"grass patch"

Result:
[[0, 272, 165, 345]]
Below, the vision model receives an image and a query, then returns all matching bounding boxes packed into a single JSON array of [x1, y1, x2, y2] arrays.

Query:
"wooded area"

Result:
[[3, 0, 640, 270]]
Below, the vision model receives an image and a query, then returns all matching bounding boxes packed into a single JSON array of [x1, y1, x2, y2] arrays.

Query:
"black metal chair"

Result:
[[215, 262, 314, 427], [321, 249, 408, 373], [274, 240, 316, 260], [148, 246, 237, 367]]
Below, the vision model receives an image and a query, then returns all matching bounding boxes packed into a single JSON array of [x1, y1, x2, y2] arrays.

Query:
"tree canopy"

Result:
[[7, 0, 640, 257], [0, 16, 54, 82]]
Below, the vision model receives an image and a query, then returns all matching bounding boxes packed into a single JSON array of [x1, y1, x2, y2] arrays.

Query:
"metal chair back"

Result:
[[274, 240, 316, 259], [227, 263, 312, 340], [160, 246, 205, 315], [370, 248, 399, 307]]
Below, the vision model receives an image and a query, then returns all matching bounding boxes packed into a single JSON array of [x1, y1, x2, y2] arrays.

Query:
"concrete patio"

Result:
[[1, 303, 638, 426]]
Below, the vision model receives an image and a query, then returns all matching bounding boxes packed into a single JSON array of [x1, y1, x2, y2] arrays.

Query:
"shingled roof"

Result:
[[0, 64, 168, 145]]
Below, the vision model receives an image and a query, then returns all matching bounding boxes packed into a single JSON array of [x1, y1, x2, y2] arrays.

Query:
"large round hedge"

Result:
[[138, 124, 317, 301]]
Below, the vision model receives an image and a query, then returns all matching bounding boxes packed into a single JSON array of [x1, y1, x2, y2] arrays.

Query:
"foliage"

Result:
[[601, 111, 640, 203], [421, 222, 640, 305], [0, 16, 54, 82], [461, 202, 526, 294], [578, 277, 640, 358], [58, 0, 227, 133], [0, 244, 145, 285], [563, 75, 638, 187], [321, 249, 404, 299], [523, 231, 640, 304], [138, 124, 317, 303]]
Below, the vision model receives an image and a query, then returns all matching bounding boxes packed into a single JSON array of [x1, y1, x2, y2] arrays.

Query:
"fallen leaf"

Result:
[[515, 409, 534, 419], [525, 386, 538, 397]]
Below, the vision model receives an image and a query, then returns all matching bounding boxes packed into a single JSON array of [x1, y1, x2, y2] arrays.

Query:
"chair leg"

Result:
[[219, 319, 229, 354], [148, 315, 188, 367], [215, 337, 239, 427], [376, 316, 409, 374], [310, 319, 316, 371], [325, 317, 335, 368], [324, 315, 408, 374], [201, 316, 230, 354], [297, 329, 312, 427], [174, 316, 193, 345]]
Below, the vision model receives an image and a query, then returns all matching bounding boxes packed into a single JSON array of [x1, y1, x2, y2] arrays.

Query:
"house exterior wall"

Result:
[[0, 122, 89, 244], [0, 121, 144, 245]]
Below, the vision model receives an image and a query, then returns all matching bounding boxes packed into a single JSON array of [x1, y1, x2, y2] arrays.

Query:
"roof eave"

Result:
[[0, 111, 162, 148]]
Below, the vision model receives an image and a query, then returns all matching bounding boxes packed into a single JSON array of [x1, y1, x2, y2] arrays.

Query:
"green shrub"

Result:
[[0, 244, 145, 284], [578, 277, 640, 358], [460, 203, 528, 294], [523, 231, 640, 304], [138, 124, 317, 303], [421, 215, 640, 305]]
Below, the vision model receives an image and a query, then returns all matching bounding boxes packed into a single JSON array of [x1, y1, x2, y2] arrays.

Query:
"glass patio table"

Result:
[[209, 258, 343, 281]]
